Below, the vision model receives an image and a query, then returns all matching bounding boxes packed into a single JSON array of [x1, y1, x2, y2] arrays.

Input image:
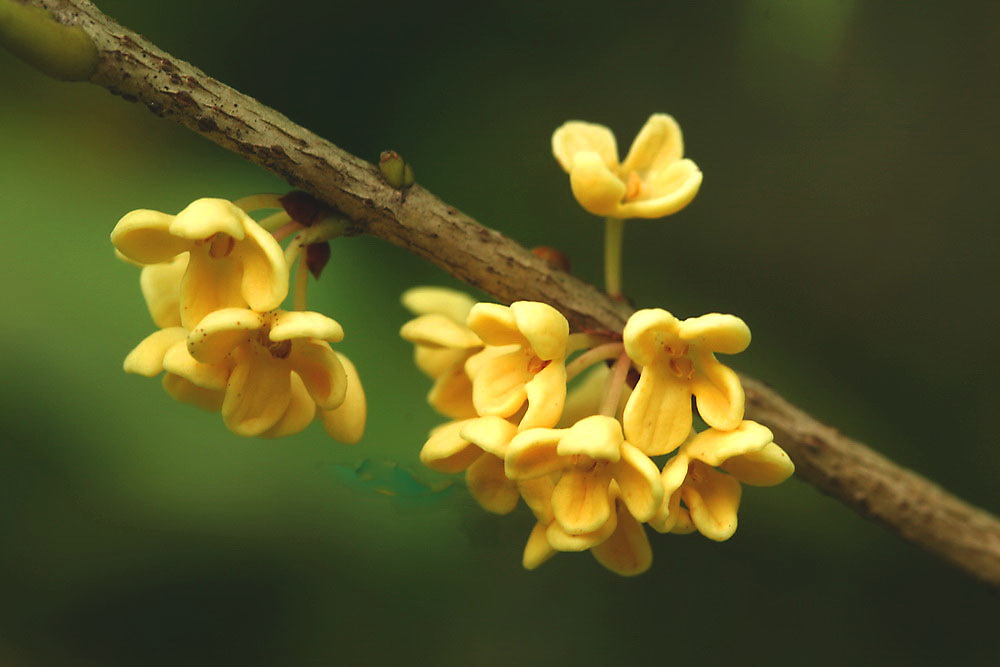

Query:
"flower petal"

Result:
[[568, 152, 627, 217], [459, 416, 518, 458], [509, 301, 569, 361], [470, 348, 531, 418], [401, 286, 476, 324], [684, 420, 774, 466], [591, 499, 653, 576], [111, 209, 191, 264], [140, 255, 188, 329], [521, 361, 567, 430], [505, 428, 566, 480], [414, 345, 464, 379], [620, 113, 684, 176], [611, 442, 663, 522], [623, 308, 682, 367], [420, 419, 481, 473], [616, 163, 702, 219], [187, 308, 263, 364], [552, 120, 619, 173], [427, 361, 477, 420], [721, 442, 795, 487], [546, 508, 617, 552], [162, 339, 230, 390], [161, 373, 224, 412], [222, 351, 292, 437], [320, 352, 367, 444], [232, 216, 288, 312], [180, 247, 249, 329], [690, 350, 745, 430], [557, 415, 623, 462], [400, 313, 481, 349], [466, 303, 524, 347], [680, 313, 751, 354], [123, 327, 187, 376], [261, 372, 316, 438], [523, 522, 557, 570], [270, 310, 344, 343], [622, 362, 693, 456], [518, 475, 556, 523], [683, 461, 742, 541], [466, 454, 519, 514], [287, 339, 348, 411], [551, 467, 613, 535], [168, 198, 247, 240]]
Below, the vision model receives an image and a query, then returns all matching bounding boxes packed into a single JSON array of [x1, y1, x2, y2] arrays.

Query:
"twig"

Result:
[[10, 0, 1000, 590]]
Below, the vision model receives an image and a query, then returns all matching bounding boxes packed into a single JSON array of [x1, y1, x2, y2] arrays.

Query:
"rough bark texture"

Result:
[[21, 0, 1000, 590]]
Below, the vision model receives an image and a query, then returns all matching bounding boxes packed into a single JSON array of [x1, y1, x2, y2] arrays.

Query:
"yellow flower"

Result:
[[319, 352, 367, 444], [400, 287, 483, 419], [651, 420, 795, 541], [552, 114, 703, 219], [187, 307, 347, 437], [464, 301, 569, 429], [622, 308, 751, 456], [419, 416, 520, 514], [111, 198, 288, 329], [505, 415, 662, 535]]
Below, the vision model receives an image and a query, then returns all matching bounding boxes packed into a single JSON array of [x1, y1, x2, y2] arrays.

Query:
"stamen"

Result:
[[527, 356, 550, 374], [625, 171, 643, 200], [208, 233, 235, 258]]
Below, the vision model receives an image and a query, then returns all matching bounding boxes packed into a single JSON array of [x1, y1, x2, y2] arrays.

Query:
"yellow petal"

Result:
[[552, 120, 619, 173], [187, 308, 263, 364], [123, 327, 187, 376], [111, 209, 191, 264], [400, 314, 481, 349], [270, 310, 344, 343], [546, 507, 617, 552], [518, 475, 556, 523], [320, 353, 367, 444], [679, 313, 751, 354], [521, 361, 567, 430], [523, 522, 557, 570], [261, 372, 317, 438], [557, 415, 623, 462], [162, 339, 230, 390], [287, 339, 347, 411], [232, 215, 288, 312], [140, 255, 188, 329], [620, 113, 684, 176], [168, 198, 246, 240], [466, 303, 524, 347], [427, 362, 477, 420], [568, 152, 627, 217], [616, 164, 702, 218], [464, 344, 511, 380], [505, 428, 566, 480], [683, 461, 742, 541], [161, 373, 224, 412], [610, 442, 663, 522], [690, 350, 745, 430], [591, 499, 653, 576], [684, 420, 774, 466], [622, 362, 693, 456], [509, 301, 569, 361], [179, 247, 248, 329], [721, 441, 795, 487], [459, 416, 518, 458], [551, 467, 613, 535], [401, 286, 476, 324], [222, 351, 292, 437], [419, 419, 481, 473], [622, 308, 681, 367], [466, 454, 519, 514], [470, 348, 531, 418]]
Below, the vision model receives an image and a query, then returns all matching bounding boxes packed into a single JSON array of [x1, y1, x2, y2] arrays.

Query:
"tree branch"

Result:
[[14, 0, 1000, 589]]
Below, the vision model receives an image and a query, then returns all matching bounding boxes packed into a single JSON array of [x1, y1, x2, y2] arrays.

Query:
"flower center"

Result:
[[208, 232, 236, 258], [253, 315, 292, 359], [527, 355, 550, 374], [624, 171, 643, 201], [662, 341, 694, 379]]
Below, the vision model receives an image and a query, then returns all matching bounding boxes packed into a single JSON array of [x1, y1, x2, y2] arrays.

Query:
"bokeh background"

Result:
[[2, 0, 998, 664]]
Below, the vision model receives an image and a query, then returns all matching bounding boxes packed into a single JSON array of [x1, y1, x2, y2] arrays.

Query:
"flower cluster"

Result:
[[402, 291, 794, 576], [112, 195, 366, 442]]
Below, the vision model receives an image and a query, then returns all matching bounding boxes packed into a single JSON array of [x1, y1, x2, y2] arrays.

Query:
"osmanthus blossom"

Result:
[[651, 420, 795, 541], [111, 198, 288, 329], [464, 301, 569, 430], [552, 114, 703, 220], [622, 308, 751, 456], [504, 415, 662, 536], [400, 287, 483, 420]]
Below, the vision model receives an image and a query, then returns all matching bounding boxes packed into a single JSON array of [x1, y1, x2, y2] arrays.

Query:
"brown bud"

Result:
[[531, 246, 572, 273], [306, 241, 332, 279], [279, 191, 328, 226]]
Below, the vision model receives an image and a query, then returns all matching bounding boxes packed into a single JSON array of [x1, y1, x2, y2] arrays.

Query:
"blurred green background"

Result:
[[2, 0, 998, 664]]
